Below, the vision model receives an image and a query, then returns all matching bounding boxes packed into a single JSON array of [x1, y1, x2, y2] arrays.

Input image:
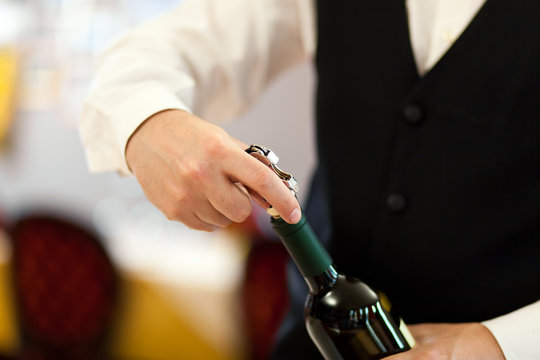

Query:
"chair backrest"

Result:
[[241, 240, 290, 360], [10, 214, 117, 358]]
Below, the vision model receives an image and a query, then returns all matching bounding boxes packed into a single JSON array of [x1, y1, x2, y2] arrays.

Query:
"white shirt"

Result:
[[80, 1, 540, 357]]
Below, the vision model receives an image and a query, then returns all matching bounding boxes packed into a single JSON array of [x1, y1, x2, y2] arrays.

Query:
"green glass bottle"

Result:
[[271, 213, 414, 360]]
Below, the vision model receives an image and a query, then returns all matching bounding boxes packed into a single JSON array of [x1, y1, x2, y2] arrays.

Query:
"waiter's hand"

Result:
[[126, 109, 301, 231], [385, 323, 505, 360]]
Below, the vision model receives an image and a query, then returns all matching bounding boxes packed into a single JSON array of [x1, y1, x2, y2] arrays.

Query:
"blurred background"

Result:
[[0, 0, 315, 359]]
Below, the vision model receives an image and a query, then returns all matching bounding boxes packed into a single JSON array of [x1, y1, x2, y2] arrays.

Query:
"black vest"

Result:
[[273, 0, 540, 357], [314, 0, 540, 324]]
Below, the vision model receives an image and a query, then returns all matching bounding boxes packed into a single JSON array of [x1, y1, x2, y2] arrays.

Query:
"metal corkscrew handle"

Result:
[[245, 144, 299, 218]]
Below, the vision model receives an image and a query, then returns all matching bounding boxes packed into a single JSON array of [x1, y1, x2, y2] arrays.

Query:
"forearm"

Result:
[[80, 0, 314, 174]]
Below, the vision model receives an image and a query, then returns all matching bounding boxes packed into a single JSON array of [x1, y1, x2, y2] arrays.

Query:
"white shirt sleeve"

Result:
[[80, 0, 315, 175], [482, 300, 540, 360]]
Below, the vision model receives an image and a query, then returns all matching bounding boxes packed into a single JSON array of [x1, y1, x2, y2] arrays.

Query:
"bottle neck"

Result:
[[271, 214, 336, 295], [305, 264, 339, 295]]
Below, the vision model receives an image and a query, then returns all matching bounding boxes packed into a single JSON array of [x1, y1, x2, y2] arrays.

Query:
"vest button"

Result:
[[387, 193, 407, 213], [403, 104, 423, 124]]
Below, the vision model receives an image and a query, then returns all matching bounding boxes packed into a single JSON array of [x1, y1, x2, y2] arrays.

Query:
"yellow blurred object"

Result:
[[0, 47, 18, 144], [0, 230, 20, 356], [108, 271, 244, 360]]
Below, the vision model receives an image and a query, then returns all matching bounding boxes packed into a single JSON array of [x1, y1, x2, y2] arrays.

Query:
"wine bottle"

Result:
[[271, 213, 414, 360], [244, 144, 414, 359]]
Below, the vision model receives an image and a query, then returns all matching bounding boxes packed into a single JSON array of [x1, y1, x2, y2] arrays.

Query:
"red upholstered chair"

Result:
[[241, 237, 290, 360], [10, 214, 117, 359]]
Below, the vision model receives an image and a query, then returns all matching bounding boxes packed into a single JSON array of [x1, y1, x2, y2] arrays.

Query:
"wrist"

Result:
[[126, 109, 190, 172]]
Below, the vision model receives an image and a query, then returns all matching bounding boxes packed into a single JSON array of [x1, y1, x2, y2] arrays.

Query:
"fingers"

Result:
[[168, 180, 248, 229], [225, 151, 301, 223], [197, 200, 234, 228], [166, 198, 233, 231], [188, 213, 220, 232], [207, 178, 253, 223], [168, 211, 219, 232], [246, 186, 271, 209]]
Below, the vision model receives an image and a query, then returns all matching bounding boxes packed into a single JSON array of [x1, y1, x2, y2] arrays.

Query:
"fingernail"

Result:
[[289, 208, 301, 224]]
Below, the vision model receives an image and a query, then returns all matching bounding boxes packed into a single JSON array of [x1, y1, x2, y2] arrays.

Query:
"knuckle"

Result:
[[163, 190, 191, 221], [170, 185, 189, 205], [164, 207, 181, 222], [204, 131, 228, 158], [163, 202, 185, 222], [180, 160, 209, 182], [229, 205, 251, 223]]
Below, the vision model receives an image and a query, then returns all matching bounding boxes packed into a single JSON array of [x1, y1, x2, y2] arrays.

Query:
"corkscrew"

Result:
[[245, 144, 299, 196]]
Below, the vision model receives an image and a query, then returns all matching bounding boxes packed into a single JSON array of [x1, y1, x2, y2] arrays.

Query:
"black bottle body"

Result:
[[305, 273, 411, 360]]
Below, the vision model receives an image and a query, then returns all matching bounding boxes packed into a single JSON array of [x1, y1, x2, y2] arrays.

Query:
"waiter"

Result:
[[81, 0, 540, 358]]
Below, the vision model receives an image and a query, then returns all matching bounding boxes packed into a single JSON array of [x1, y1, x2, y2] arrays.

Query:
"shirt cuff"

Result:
[[109, 87, 192, 174], [482, 300, 540, 360]]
